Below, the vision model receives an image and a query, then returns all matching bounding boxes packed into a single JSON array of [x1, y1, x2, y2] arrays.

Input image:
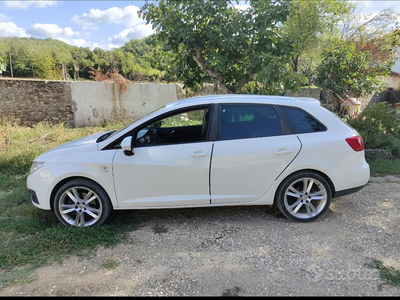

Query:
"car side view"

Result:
[[27, 95, 370, 227]]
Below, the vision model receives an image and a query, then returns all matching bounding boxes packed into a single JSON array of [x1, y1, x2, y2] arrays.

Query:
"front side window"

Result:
[[136, 107, 210, 146], [219, 104, 281, 140], [279, 106, 326, 134]]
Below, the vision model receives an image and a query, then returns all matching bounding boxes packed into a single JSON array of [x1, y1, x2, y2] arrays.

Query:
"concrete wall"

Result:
[[71, 82, 177, 126]]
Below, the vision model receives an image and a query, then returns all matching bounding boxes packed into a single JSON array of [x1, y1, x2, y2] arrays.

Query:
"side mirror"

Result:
[[155, 120, 163, 128], [121, 136, 134, 156]]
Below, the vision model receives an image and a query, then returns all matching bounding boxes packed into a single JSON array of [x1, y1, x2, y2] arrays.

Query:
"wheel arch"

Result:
[[49, 176, 113, 211], [274, 169, 336, 204]]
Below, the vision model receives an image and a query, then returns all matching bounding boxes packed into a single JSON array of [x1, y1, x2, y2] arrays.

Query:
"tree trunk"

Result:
[[193, 48, 234, 94], [291, 55, 299, 72]]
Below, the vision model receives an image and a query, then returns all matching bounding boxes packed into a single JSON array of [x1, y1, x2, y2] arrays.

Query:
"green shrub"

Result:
[[347, 102, 400, 156]]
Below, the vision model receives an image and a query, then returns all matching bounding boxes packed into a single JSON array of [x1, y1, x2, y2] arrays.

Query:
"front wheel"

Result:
[[54, 179, 112, 227], [276, 172, 332, 222]]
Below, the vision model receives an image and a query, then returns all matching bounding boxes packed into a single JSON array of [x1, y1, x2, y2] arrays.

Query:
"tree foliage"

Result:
[[315, 2, 399, 98], [139, 0, 302, 94], [0, 56, 6, 75], [282, 0, 351, 72], [281, 0, 352, 86], [0, 36, 159, 81], [315, 40, 391, 98], [33, 48, 63, 80]]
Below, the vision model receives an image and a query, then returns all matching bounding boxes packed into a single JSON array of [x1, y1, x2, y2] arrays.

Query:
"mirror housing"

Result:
[[121, 136, 134, 156], [155, 120, 162, 128]]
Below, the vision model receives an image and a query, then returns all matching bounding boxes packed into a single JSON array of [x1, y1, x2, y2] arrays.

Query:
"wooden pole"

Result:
[[9, 53, 13, 78], [62, 62, 67, 81]]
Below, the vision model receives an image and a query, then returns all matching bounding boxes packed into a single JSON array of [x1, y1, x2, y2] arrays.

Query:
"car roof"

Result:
[[166, 94, 321, 108]]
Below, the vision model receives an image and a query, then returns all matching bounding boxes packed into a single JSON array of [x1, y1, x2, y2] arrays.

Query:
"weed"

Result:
[[102, 259, 119, 269], [152, 224, 168, 234], [222, 286, 242, 296], [365, 258, 400, 290]]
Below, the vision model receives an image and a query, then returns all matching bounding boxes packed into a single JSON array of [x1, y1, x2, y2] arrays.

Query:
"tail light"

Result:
[[346, 135, 364, 151]]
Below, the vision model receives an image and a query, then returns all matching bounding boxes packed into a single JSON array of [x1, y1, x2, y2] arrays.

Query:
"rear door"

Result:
[[210, 104, 302, 204]]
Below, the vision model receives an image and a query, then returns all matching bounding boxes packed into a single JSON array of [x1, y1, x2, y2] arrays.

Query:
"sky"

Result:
[[0, 0, 400, 51]]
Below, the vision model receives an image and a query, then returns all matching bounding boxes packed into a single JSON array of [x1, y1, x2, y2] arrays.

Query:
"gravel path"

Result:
[[1, 175, 400, 296]]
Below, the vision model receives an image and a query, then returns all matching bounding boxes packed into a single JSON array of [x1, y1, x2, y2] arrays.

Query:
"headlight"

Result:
[[30, 161, 44, 174]]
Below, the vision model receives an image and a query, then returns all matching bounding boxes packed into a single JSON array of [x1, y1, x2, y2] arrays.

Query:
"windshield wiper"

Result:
[[96, 130, 116, 143]]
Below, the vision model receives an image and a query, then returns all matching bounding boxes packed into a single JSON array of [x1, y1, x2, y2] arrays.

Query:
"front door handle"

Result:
[[191, 151, 208, 158]]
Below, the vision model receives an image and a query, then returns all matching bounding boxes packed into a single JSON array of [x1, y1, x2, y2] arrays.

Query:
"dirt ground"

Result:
[[1, 175, 400, 296]]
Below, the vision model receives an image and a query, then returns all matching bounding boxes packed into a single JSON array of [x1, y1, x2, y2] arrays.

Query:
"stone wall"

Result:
[[0, 79, 75, 126]]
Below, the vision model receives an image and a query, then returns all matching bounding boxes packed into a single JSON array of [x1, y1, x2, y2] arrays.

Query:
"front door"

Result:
[[112, 106, 213, 208]]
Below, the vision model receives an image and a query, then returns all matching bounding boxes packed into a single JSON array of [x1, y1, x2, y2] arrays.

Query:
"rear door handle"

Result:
[[275, 148, 293, 155]]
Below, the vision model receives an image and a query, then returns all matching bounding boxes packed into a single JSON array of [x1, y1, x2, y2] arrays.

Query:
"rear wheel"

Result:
[[276, 172, 332, 222], [54, 179, 112, 227]]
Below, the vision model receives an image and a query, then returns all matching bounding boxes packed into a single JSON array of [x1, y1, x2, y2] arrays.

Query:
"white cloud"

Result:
[[1, 1, 60, 9], [0, 13, 10, 22], [110, 24, 154, 44], [27, 23, 80, 39], [0, 22, 30, 37], [71, 5, 144, 30], [70, 38, 90, 48]]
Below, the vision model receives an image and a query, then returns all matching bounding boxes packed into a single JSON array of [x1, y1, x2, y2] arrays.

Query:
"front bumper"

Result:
[[27, 166, 55, 210]]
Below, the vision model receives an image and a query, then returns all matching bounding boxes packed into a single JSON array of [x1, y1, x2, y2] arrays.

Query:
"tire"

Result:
[[276, 172, 332, 222], [54, 179, 112, 227]]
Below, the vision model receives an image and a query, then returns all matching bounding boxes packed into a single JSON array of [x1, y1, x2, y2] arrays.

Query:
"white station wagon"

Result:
[[27, 95, 370, 227]]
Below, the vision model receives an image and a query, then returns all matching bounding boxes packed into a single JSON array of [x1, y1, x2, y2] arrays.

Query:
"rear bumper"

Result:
[[334, 184, 367, 198]]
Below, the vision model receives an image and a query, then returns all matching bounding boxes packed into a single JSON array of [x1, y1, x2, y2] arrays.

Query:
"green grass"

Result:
[[0, 120, 142, 290], [366, 154, 400, 176]]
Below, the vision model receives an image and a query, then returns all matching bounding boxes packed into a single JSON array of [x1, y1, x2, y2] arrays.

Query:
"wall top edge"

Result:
[[0, 78, 179, 86]]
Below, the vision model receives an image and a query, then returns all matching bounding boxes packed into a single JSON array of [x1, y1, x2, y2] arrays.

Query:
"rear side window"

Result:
[[280, 106, 326, 134], [219, 104, 281, 140]]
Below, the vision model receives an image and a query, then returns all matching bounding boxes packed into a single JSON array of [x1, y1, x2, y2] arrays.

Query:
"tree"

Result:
[[315, 40, 392, 98], [33, 48, 63, 80], [281, 0, 352, 87], [0, 56, 6, 76], [315, 2, 399, 99], [282, 0, 352, 72], [139, 0, 300, 94], [341, 3, 400, 72]]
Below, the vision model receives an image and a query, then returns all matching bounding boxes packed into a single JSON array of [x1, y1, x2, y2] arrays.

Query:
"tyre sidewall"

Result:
[[54, 179, 112, 227], [276, 172, 332, 222]]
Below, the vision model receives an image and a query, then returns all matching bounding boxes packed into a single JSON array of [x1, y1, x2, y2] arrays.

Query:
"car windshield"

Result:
[[97, 105, 166, 142]]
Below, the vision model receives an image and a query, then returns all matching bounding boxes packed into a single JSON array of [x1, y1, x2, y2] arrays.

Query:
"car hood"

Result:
[[34, 131, 106, 161]]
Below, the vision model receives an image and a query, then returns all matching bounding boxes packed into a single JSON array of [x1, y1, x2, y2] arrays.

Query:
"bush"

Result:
[[347, 102, 400, 156]]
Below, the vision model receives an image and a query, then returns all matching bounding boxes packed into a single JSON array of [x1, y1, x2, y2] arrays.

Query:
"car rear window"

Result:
[[280, 106, 326, 134]]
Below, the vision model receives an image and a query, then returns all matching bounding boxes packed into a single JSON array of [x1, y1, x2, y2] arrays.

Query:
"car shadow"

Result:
[[107, 204, 287, 227]]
